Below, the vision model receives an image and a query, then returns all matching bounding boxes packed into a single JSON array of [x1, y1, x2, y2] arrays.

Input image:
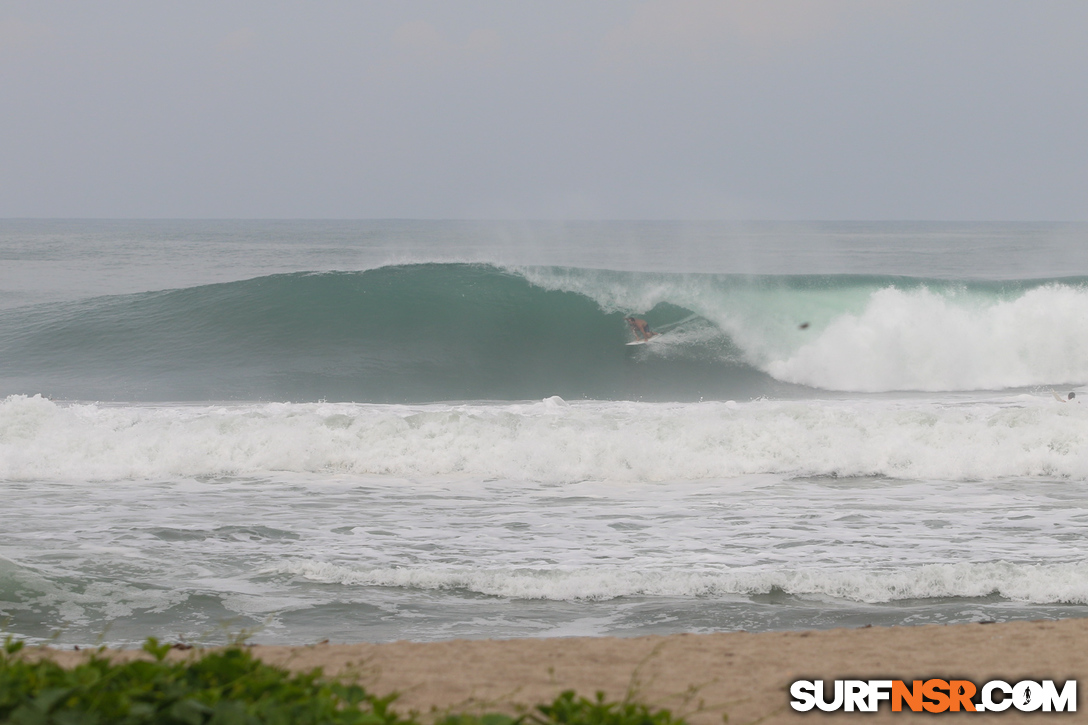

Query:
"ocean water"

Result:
[[3, 219, 1088, 647]]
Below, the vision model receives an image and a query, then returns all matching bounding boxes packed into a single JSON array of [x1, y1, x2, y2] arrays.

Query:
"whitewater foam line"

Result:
[[267, 559, 1088, 604], [768, 284, 1088, 391], [3, 394, 1088, 482]]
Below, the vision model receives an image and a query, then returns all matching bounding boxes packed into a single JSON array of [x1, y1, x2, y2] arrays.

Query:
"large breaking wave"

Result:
[[2, 262, 1088, 402]]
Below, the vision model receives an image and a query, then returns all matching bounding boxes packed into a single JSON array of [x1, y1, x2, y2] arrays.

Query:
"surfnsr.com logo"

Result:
[[790, 679, 1076, 713]]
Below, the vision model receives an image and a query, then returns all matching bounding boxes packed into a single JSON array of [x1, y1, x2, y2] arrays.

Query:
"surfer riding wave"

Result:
[[625, 316, 656, 341]]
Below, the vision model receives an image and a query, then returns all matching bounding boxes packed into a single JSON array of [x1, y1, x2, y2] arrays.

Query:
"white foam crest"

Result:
[[268, 559, 1088, 605], [5, 394, 1088, 483], [770, 285, 1088, 391]]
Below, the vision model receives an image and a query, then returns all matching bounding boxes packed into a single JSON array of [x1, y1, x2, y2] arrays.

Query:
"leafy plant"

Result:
[[435, 691, 687, 725], [530, 690, 684, 725], [0, 638, 414, 725], [1, 639, 691, 725]]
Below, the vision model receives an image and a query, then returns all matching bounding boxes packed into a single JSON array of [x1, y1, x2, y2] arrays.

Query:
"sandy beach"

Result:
[[27, 619, 1088, 724]]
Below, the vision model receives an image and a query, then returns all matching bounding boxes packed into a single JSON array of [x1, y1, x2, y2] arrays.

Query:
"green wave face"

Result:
[[3, 263, 1087, 402], [0, 264, 781, 402]]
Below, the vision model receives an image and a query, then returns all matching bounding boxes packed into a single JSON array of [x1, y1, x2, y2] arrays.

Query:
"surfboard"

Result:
[[626, 336, 660, 346]]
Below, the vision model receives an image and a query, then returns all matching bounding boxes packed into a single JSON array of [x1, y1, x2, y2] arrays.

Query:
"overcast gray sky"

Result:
[[1, 1, 1086, 220]]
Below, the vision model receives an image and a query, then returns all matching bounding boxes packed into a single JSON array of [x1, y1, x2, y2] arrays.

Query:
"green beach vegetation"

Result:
[[0, 636, 690, 725]]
